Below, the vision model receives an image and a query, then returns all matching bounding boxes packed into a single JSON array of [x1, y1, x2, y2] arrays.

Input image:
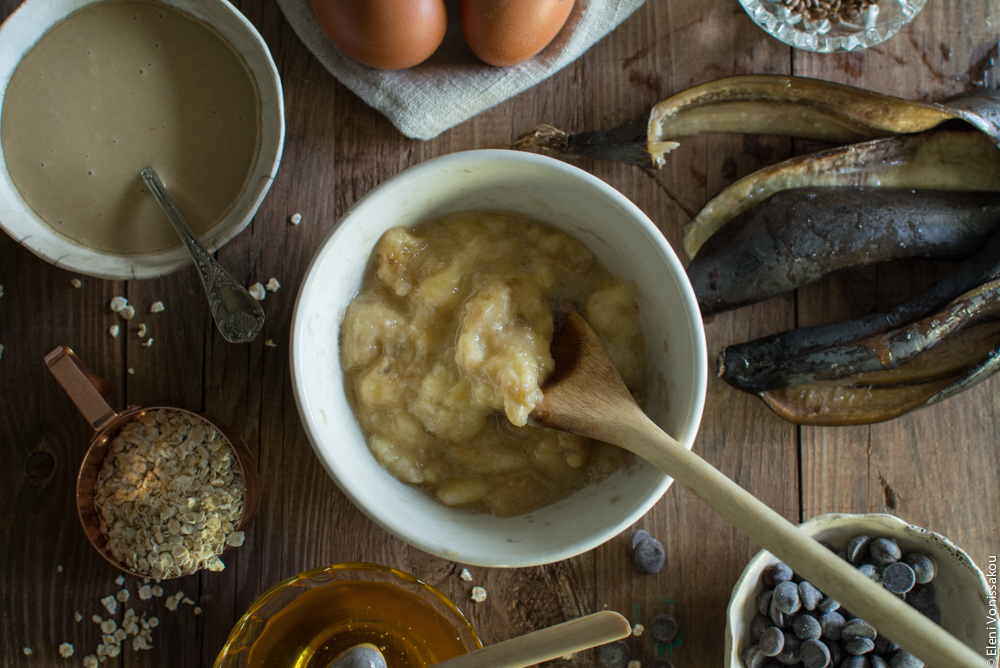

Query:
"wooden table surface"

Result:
[[2, 1, 998, 666]]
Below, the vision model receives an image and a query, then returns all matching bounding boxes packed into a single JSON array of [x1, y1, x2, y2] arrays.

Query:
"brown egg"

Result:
[[460, 0, 576, 67], [312, 0, 448, 70]]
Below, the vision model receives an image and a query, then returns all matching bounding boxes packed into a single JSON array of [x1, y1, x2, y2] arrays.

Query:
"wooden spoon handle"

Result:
[[433, 611, 632, 668], [625, 418, 985, 668]]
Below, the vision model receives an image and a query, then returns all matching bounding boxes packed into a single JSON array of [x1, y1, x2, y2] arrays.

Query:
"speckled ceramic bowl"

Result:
[[725, 513, 992, 668], [0, 0, 284, 279]]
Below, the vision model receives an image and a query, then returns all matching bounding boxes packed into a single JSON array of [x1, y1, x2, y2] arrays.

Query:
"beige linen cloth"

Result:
[[277, 0, 647, 140]]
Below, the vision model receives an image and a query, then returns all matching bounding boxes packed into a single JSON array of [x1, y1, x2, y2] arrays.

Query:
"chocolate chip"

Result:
[[762, 562, 793, 589], [845, 637, 876, 655], [841, 656, 871, 668], [881, 562, 916, 595], [751, 614, 771, 641], [871, 656, 890, 668], [648, 613, 678, 642], [903, 553, 935, 584], [741, 644, 765, 668], [800, 638, 831, 668], [846, 535, 872, 564], [772, 581, 801, 614], [819, 610, 846, 641], [632, 536, 665, 574], [889, 650, 924, 668], [798, 581, 823, 611], [873, 635, 899, 655], [824, 638, 843, 667], [759, 627, 785, 657], [629, 529, 651, 552], [599, 640, 631, 668], [817, 596, 840, 613], [792, 613, 822, 640], [907, 583, 935, 609], [857, 563, 879, 581], [869, 537, 901, 566], [777, 631, 801, 664], [842, 619, 877, 641], [757, 589, 774, 616]]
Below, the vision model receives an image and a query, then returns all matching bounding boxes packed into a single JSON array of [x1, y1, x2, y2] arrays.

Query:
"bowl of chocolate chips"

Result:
[[725, 513, 992, 668]]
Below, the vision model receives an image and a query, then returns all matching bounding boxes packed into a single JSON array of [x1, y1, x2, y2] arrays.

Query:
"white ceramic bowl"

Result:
[[290, 149, 708, 567], [0, 0, 284, 279], [725, 513, 992, 668]]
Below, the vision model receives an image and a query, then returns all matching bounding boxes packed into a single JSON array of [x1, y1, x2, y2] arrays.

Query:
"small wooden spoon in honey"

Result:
[[529, 311, 985, 668], [328, 611, 631, 668]]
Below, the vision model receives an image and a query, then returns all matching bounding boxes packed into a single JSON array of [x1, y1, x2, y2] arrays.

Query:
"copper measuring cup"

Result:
[[44, 345, 260, 578]]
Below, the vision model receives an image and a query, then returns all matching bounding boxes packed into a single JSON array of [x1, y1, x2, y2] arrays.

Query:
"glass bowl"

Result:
[[738, 0, 927, 53], [214, 563, 481, 668]]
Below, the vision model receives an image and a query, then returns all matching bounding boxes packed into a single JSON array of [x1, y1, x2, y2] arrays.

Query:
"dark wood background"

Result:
[[1, 1, 998, 666]]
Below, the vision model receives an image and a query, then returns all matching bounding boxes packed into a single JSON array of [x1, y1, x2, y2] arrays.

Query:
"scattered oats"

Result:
[[75, 611, 83, 622], [22, 647, 32, 655], [119, 304, 136, 320], [632, 623, 645, 637], [127, 367, 135, 375], [83, 655, 99, 668], [459, 568, 473, 582], [264, 339, 278, 348], [115, 575, 125, 586], [470, 586, 487, 603], [71, 278, 83, 288], [142, 337, 153, 348], [138, 585, 152, 600], [561, 654, 575, 661], [165, 596, 179, 611], [110, 297, 128, 312], [137, 323, 147, 338], [109, 324, 120, 338], [57, 564, 64, 572], [182, 597, 195, 606], [91, 614, 103, 624], [116, 588, 130, 603], [58, 642, 74, 657], [106, 644, 121, 658], [289, 212, 302, 225], [151, 585, 163, 597], [100, 595, 117, 615], [248, 282, 266, 301], [113, 628, 127, 642], [265, 277, 281, 293], [100, 620, 117, 634], [174, 592, 185, 601], [628, 661, 641, 668], [133, 635, 151, 651], [193, 606, 202, 615], [150, 301, 165, 313], [226, 531, 245, 547], [148, 616, 159, 628]]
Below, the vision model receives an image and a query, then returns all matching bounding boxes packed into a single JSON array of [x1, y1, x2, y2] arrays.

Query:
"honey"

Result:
[[243, 577, 472, 668]]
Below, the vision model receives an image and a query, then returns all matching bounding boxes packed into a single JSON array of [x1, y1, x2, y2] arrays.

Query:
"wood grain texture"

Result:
[[1, 1, 997, 667]]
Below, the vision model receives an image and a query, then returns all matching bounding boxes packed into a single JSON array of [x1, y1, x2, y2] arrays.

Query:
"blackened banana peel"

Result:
[[511, 75, 1000, 425]]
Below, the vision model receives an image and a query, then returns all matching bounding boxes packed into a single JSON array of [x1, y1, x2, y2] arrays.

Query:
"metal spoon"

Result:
[[140, 167, 264, 343]]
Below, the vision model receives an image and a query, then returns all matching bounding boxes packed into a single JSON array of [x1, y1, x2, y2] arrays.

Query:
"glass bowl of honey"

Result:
[[214, 562, 481, 668]]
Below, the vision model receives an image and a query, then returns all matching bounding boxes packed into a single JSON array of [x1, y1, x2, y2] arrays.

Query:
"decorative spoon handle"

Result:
[[141, 167, 264, 343]]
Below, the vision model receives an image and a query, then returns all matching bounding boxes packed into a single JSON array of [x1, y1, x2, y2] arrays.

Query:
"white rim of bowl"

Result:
[[289, 148, 708, 566], [0, 0, 285, 279]]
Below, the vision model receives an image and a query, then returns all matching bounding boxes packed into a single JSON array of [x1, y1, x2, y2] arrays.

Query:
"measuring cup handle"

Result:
[[44, 346, 118, 430]]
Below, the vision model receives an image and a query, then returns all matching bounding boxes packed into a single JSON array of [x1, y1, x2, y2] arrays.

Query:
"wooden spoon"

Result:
[[530, 311, 985, 668], [326, 611, 631, 668]]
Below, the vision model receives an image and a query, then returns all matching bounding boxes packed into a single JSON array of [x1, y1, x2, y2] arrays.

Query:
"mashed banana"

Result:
[[340, 212, 645, 516]]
